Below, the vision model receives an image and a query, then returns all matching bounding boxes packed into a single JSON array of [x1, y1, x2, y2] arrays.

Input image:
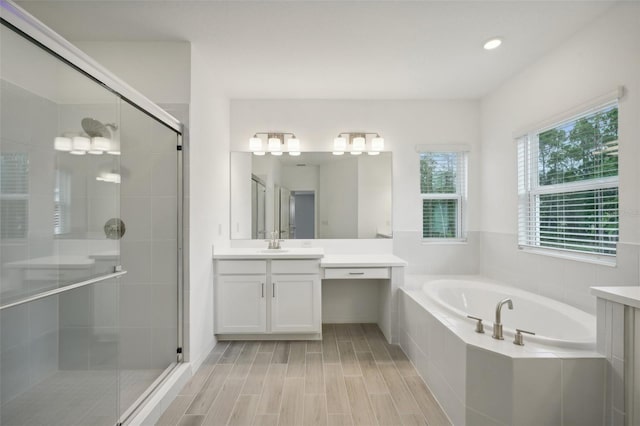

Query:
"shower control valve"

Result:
[[513, 328, 535, 346], [466, 315, 485, 334]]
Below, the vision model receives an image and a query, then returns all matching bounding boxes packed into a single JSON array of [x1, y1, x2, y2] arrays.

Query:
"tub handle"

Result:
[[513, 328, 535, 346], [466, 315, 485, 334]]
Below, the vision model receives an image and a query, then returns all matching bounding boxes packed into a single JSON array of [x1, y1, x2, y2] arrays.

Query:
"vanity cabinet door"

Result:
[[216, 275, 267, 333], [270, 274, 321, 333]]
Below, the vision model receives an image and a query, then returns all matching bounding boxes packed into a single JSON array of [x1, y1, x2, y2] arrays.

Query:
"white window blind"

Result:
[[0, 153, 29, 239], [54, 169, 71, 235], [518, 102, 619, 257], [420, 151, 467, 239]]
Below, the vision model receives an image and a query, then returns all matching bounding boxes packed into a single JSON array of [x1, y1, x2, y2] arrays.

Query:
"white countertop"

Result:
[[321, 254, 407, 268], [213, 248, 325, 259], [4, 255, 96, 269], [591, 286, 640, 309]]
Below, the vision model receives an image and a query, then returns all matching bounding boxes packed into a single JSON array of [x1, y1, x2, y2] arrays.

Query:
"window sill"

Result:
[[518, 246, 616, 267], [422, 238, 468, 245]]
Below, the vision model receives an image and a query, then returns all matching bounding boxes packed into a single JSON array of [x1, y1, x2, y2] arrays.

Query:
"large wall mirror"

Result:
[[230, 152, 392, 240]]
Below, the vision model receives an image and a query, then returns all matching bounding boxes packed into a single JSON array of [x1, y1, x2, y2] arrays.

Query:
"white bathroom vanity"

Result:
[[213, 248, 406, 342]]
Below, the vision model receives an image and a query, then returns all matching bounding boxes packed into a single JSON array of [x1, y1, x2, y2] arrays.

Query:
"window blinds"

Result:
[[420, 152, 467, 239], [518, 103, 619, 257]]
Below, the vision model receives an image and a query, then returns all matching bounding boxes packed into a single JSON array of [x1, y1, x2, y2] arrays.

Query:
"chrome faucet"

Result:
[[265, 230, 283, 250], [492, 298, 513, 340]]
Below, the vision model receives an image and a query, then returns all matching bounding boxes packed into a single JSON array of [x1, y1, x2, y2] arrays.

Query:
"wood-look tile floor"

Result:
[[156, 324, 451, 426]]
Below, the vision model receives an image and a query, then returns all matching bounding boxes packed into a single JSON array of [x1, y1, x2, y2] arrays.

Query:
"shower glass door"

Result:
[[1, 15, 181, 425]]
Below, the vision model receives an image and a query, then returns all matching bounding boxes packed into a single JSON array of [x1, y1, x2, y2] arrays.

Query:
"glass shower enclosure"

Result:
[[0, 4, 183, 425]]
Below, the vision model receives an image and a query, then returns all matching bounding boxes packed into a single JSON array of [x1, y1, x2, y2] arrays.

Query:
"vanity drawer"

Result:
[[323, 267, 390, 279], [272, 260, 320, 275], [217, 260, 267, 275]]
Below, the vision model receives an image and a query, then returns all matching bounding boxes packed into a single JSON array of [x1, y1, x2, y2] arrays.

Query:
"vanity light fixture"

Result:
[[334, 132, 384, 156], [483, 37, 503, 50], [70, 135, 90, 155], [249, 132, 299, 156], [88, 136, 110, 155], [54, 136, 72, 152]]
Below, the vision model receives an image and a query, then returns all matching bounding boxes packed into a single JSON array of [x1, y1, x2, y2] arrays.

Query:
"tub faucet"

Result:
[[492, 298, 513, 340]]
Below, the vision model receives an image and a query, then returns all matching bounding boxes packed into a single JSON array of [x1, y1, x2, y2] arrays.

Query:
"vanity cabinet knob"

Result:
[[466, 315, 485, 334], [513, 328, 535, 346]]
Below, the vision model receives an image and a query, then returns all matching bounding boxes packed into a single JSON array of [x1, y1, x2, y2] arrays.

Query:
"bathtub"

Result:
[[399, 275, 605, 426], [424, 278, 596, 349]]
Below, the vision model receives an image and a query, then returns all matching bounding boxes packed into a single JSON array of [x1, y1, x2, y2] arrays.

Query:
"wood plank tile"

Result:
[[334, 324, 351, 341], [322, 324, 335, 336], [156, 395, 191, 425], [377, 363, 420, 414], [305, 352, 324, 394], [271, 342, 290, 364], [365, 336, 392, 362], [370, 394, 402, 426], [387, 345, 418, 377], [259, 341, 277, 353], [400, 413, 428, 426], [343, 376, 377, 426], [201, 378, 244, 426], [351, 336, 371, 353], [306, 340, 322, 353], [303, 394, 328, 426], [256, 364, 287, 414], [327, 414, 354, 426], [403, 375, 451, 425], [229, 341, 260, 380], [242, 352, 272, 395], [337, 341, 361, 376], [186, 364, 233, 415], [362, 323, 384, 338], [219, 342, 245, 364], [322, 332, 340, 364], [324, 363, 350, 414], [356, 352, 388, 394], [228, 394, 259, 426], [278, 377, 304, 426], [177, 414, 205, 426], [347, 324, 365, 338], [286, 342, 306, 378], [203, 342, 230, 365], [253, 414, 279, 426], [179, 364, 215, 396]]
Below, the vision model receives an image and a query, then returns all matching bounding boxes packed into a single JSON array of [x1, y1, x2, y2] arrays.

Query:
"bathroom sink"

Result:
[[260, 249, 289, 253]]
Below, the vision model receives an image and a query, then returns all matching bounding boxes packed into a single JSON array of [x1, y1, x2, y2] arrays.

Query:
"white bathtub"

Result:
[[424, 278, 596, 349], [399, 276, 605, 426]]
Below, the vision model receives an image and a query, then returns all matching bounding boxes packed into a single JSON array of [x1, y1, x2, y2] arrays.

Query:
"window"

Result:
[[420, 151, 467, 240], [54, 169, 71, 235], [518, 102, 619, 259], [0, 153, 29, 239]]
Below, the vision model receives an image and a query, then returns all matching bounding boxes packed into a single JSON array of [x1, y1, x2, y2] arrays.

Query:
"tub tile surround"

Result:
[[479, 231, 640, 315], [399, 278, 606, 426]]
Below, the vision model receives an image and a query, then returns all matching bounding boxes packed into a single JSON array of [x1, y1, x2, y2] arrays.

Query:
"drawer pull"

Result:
[[348, 272, 365, 275], [261, 283, 264, 298], [272, 282, 276, 298]]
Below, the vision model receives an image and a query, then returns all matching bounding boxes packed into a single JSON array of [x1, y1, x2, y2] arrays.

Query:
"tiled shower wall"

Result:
[[0, 80, 59, 404]]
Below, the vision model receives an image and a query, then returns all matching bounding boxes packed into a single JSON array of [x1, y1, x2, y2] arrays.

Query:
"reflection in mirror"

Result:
[[230, 152, 392, 239]]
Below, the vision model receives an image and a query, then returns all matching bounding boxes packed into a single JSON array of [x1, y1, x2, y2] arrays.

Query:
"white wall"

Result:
[[230, 152, 252, 239], [479, 2, 640, 313], [358, 155, 392, 238], [230, 100, 481, 273]]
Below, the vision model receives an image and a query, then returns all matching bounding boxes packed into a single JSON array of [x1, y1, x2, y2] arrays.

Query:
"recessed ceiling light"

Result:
[[483, 38, 503, 50]]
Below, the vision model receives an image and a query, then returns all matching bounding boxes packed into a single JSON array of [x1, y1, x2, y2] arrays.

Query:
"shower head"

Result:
[[81, 118, 117, 138]]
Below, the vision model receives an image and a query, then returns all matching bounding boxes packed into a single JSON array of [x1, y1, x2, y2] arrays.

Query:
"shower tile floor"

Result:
[[157, 324, 451, 426], [0, 369, 162, 426]]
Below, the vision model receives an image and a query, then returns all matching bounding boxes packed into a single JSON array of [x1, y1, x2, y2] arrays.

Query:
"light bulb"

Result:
[[367, 151, 380, 156], [289, 152, 301, 156], [253, 151, 266, 156], [333, 137, 346, 154], [249, 136, 263, 152], [72, 136, 90, 153], [287, 137, 300, 153], [54, 137, 72, 152], [483, 38, 502, 50], [268, 137, 281, 152], [371, 136, 384, 152], [271, 151, 283, 156], [352, 136, 365, 153]]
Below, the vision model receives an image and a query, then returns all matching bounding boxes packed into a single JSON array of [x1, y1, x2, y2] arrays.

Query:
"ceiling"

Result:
[[16, 1, 617, 99]]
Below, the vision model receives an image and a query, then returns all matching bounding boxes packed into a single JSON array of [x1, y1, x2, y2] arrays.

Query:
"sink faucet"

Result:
[[265, 230, 283, 250], [492, 298, 513, 340]]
